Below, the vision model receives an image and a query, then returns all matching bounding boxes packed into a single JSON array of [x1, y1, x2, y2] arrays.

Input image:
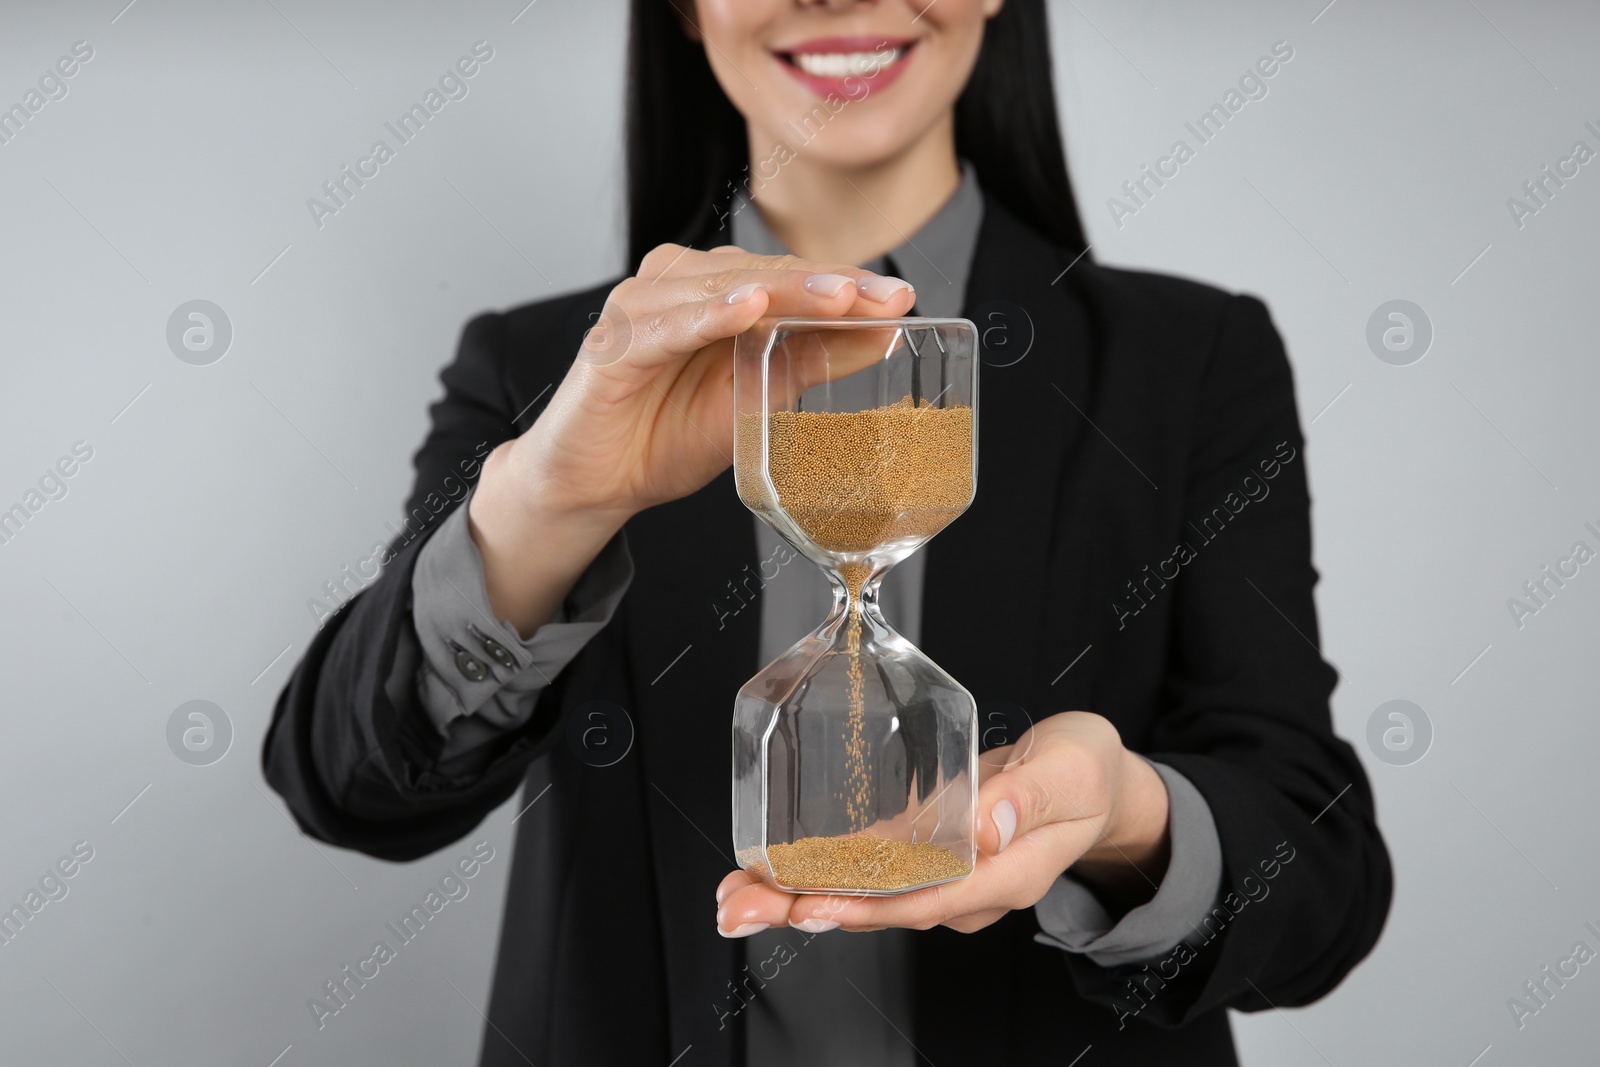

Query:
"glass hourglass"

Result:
[[731, 317, 980, 896]]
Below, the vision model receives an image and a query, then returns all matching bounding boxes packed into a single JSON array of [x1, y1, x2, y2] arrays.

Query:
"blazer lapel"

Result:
[[915, 198, 1097, 1060], [625, 470, 759, 1066], [921, 197, 1094, 736]]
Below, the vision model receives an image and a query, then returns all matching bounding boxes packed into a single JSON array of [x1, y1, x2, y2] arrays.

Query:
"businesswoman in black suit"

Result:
[[265, 1, 1391, 1064]]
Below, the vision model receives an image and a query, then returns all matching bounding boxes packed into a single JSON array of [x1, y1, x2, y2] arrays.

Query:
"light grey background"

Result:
[[0, 1, 1594, 1064]]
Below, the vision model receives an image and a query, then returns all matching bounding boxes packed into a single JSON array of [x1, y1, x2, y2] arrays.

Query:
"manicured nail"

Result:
[[803, 273, 855, 297], [719, 922, 770, 939], [794, 918, 840, 933], [856, 275, 914, 302], [993, 799, 1017, 853], [726, 282, 762, 304]]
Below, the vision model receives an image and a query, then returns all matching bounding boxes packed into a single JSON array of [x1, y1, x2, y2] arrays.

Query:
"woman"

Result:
[[264, 1, 1391, 1064]]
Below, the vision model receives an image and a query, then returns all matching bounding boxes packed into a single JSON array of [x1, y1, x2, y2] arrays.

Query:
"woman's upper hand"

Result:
[[466, 245, 914, 634], [713, 712, 1173, 938], [490, 244, 916, 522]]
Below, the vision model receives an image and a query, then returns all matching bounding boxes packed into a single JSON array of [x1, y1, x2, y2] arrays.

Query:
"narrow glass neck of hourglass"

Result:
[[827, 565, 890, 623]]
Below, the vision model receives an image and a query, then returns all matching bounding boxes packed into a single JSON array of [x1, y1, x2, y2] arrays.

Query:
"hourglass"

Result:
[[731, 317, 979, 896]]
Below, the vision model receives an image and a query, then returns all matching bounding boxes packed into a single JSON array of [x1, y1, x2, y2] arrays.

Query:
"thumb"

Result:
[[973, 714, 1115, 857], [976, 758, 1070, 858]]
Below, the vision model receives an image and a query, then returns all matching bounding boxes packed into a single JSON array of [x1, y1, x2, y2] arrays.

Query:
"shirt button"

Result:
[[455, 648, 488, 682], [480, 636, 517, 670]]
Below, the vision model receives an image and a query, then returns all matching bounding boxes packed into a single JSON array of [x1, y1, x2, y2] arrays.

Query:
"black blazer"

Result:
[[264, 197, 1391, 1066]]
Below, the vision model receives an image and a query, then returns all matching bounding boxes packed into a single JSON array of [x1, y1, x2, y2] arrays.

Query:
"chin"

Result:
[[765, 102, 943, 172], [794, 127, 921, 170]]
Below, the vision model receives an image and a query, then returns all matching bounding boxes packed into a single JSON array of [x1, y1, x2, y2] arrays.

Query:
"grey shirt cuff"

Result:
[[410, 487, 633, 747], [1031, 760, 1223, 967]]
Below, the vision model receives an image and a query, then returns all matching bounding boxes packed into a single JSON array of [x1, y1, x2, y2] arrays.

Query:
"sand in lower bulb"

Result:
[[744, 835, 972, 893]]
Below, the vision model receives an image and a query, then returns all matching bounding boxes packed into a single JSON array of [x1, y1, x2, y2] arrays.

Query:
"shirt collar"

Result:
[[727, 160, 983, 318]]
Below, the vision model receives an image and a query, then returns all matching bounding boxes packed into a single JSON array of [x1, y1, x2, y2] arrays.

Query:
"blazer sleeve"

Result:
[[261, 310, 573, 861], [1059, 294, 1393, 1024]]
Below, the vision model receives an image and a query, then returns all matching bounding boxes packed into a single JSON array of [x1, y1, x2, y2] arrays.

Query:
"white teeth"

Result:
[[792, 47, 902, 79]]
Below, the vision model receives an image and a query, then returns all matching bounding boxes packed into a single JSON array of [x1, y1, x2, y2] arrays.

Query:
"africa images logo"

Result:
[[1112, 442, 1298, 629], [305, 42, 495, 230]]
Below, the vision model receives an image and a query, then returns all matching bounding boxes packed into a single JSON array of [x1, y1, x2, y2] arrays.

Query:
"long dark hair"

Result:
[[625, 0, 1088, 268]]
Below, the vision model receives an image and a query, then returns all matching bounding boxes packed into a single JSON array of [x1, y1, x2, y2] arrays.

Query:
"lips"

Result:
[[772, 35, 918, 99]]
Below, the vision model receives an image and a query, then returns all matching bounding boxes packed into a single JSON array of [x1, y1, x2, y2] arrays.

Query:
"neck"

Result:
[[744, 112, 961, 266]]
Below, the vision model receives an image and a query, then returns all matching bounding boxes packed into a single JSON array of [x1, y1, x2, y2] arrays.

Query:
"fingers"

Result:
[[606, 268, 915, 371], [785, 883, 955, 933], [713, 860, 1004, 936], [777, 853, 1036, 933], [715, 869, 755, 905], [634, 243, 917, 317], [716, 877, 801, 937], [605, 243, 918, 378], [639, 242, 845, 283], [630, 265, 912, 321], [716, 873, 961, 936]]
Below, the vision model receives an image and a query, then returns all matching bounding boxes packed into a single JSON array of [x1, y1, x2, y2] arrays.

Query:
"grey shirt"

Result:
[[406, 163, 1223, 1062]]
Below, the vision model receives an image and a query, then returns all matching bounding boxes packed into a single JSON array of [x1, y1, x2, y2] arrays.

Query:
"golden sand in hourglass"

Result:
[[748, 835, 973, 893], [736, 396, 975, 555], [734, 396, 975, 889]]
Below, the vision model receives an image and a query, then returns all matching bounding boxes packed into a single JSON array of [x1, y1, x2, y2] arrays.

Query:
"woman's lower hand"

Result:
[[714, 712, 1173, 937]]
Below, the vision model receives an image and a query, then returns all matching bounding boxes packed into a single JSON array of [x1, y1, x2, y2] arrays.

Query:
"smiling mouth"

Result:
[[776, 44, 912, 80]]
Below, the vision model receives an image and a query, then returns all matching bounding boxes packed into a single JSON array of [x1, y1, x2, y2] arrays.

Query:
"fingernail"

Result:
[[993, 799, 1017, 852], [726, 282, 762, 304], [719, 922, 770, 939], [857, 275, 914, 302], [715, 886, 729, 905], [803, 273, 855, 297], [793, 918, 840, 934]]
